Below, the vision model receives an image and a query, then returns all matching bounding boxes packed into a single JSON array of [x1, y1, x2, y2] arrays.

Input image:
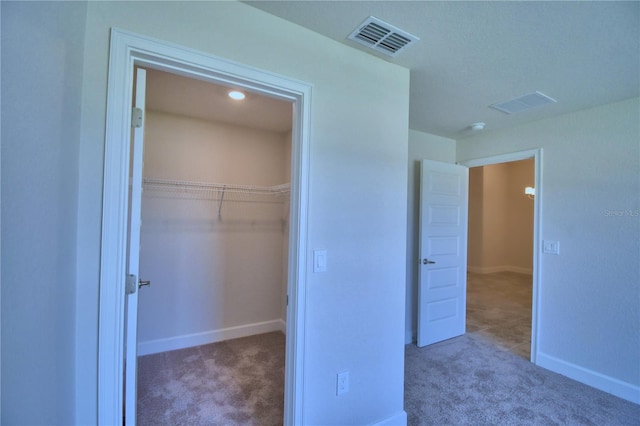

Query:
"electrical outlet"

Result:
[[337, 371, 349, 396]]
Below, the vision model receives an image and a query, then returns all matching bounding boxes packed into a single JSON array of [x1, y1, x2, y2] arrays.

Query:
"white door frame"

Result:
[[98, 28, 311, 425], [460, 148, 542, 363]]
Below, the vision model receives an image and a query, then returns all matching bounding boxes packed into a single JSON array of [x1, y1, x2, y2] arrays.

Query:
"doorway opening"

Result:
[[467, 159, 535, 360], [461, 149, 542, 363], [98, 29, 311, 425], [135, 67, 292, 423]]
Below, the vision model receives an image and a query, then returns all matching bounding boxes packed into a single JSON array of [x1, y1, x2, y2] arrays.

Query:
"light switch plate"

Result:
[[337, 371, 349, 395], [543, 240, 560, 255], [313, 250, 327, 272]]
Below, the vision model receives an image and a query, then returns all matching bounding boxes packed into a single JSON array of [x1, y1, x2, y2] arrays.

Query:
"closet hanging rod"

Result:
[[143, 178, 290, 194]]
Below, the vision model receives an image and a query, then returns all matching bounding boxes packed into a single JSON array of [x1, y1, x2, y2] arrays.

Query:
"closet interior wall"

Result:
[[137, 109, 291, 355]]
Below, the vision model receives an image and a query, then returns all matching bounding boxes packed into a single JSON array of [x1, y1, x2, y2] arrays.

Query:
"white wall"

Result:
[[504, 160, 534, 271], [477, 164, 510, 268], [457, 97, 640, 402], [0, 1, 87, 424], [467, 160, 534, 274], [137, 111, 289, 354], [468, 167, 485, 271], [143, 111, 290, 186], [405, 130, 456, 343], [76, 2, 410, 424]]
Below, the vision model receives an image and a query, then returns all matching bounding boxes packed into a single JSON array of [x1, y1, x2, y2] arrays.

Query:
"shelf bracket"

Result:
[[217, 185, 226, 220]]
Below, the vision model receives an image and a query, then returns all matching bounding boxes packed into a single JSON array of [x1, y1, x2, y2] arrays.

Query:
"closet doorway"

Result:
[[136, 67, 293, 423], [99, 29, 311, 425]]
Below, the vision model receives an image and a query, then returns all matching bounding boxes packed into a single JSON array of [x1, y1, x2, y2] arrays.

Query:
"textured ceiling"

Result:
[[245, 1, 640, 139]]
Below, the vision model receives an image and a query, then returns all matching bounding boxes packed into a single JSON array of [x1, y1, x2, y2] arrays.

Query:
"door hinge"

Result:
[[287, 294, 289, 306], [126, 274, 137, 295], [131, 107, 143, 129]]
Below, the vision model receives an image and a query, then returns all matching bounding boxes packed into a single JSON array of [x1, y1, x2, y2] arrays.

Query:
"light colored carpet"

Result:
[[405, 332, 640, 425], [137, 272, 640, 425], [137, 332, 285, 425], [405, 272, 640, 425]]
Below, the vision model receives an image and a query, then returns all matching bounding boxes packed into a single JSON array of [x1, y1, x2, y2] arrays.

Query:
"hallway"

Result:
[[466, 271, 532, 359]]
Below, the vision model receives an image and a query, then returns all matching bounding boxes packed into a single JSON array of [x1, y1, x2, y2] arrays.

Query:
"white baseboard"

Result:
[[467, 265, 532, 275], [537, 352, 640, 404], [370, 410, 407, 426], [137, 319, 286, 356]]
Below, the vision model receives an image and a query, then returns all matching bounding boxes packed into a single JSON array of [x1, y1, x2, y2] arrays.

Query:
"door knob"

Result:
[[138, 279, 151, 289], [422, 259, 436, 265]]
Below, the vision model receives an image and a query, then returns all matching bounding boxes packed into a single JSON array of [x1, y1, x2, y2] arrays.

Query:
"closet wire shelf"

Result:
[[142, 178, 291, 220]]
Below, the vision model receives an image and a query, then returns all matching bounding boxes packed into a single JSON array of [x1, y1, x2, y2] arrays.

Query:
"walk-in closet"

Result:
[[135, 68, 291, 423]]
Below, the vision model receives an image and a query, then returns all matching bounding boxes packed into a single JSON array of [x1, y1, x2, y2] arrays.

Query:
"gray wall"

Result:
[[1, 1, 87, 424], [2, 2, 637, 423], [2, 2, 410, 424], [406, 101, 639, 401], [75, 2, 410, 424], [458, 97, 640, 399]]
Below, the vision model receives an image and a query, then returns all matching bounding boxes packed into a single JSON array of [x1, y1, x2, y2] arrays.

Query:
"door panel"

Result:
[[417, 160, 468, 347], [125, 67, 147, 425]]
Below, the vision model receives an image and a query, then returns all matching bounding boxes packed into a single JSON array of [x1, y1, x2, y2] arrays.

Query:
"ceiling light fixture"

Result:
[[525, 187, 535, 199], [471, 122, 485, 131], [228, 91, 245, 100]]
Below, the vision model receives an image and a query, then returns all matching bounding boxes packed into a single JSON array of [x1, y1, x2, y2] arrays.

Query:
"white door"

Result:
[[124, 67, 147, 425], [417, 160, 468, 347]]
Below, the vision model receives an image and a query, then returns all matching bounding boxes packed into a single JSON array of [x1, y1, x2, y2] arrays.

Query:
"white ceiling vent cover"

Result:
[[490, 91, 557, 114], [348, 16, 419, 57]]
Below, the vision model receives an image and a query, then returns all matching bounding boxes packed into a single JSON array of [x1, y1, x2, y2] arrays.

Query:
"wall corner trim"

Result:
[[537, 352, 640, 404], [137, 320, 287, 356]]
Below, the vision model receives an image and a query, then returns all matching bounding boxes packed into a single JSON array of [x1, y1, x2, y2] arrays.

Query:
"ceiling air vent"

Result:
[[490, 91, 557, 114], [348, 16, 419, 57]]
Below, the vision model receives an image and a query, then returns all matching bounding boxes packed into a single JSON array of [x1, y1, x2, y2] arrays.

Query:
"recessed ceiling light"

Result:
[[228, 91, 245, 100], [471, 122, 485, 131]]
